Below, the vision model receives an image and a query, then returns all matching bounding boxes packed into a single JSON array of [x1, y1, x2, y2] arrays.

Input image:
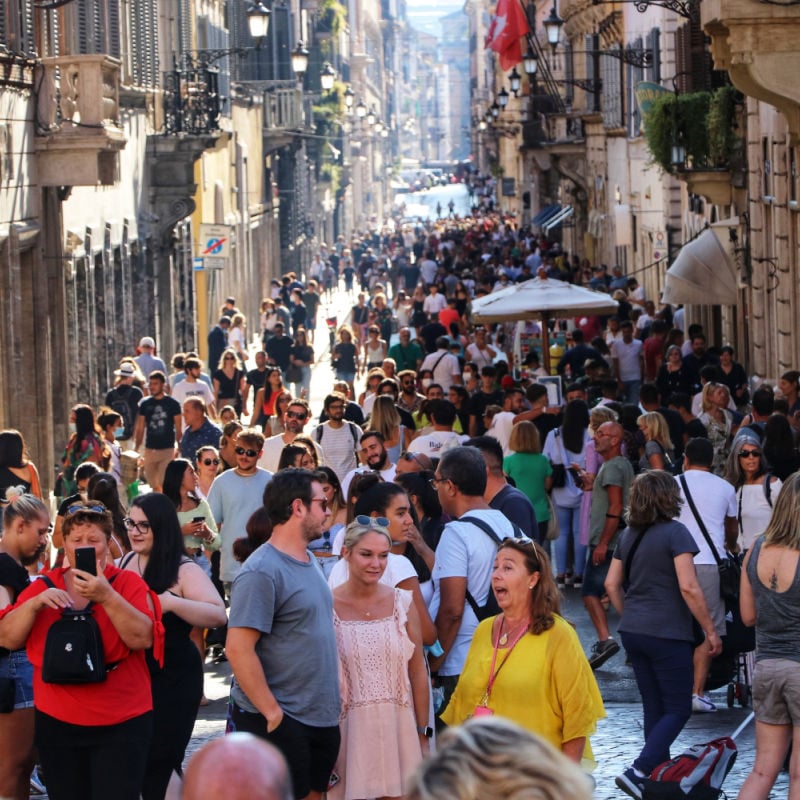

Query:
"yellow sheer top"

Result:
[[441, 615, 605, 767]]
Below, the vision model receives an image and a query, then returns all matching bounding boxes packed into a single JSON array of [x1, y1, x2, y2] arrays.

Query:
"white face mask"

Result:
[[421, 378, 433, 389], [463, 372, 473, 383], [68, 422, 76, 434]]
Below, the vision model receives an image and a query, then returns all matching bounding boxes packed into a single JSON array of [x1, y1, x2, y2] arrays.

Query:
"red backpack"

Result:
[[644, 737, 737, 799]]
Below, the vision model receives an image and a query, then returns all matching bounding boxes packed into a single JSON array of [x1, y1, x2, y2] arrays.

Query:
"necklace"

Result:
[[498, 614, 530, 646]]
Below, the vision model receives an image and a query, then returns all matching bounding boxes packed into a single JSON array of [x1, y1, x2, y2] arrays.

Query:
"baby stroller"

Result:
[[704, 602, 755, 708]]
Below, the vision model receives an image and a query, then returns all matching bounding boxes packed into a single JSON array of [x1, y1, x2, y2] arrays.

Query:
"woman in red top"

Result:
[[0, 503, 159, 800], [60, 405, 109, 498], [250, 366, 286, 429]]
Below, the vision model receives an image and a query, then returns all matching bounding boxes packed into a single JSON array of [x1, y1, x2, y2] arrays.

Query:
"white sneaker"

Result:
[[692, 693, 717, 713]]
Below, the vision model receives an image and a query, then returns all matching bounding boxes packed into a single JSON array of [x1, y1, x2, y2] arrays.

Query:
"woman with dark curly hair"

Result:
[[605, 470, 722, 799], [441, 538, 604, 766]]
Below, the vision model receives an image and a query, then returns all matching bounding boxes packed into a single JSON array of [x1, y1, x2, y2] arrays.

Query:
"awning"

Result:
[[531, 203, 561, 226], [544, 205, 574, 232], [662, 226, 738, 306]]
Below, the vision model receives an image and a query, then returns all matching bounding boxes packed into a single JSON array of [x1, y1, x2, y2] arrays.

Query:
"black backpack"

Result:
[[460, 515, 523, 621], [41, 575, 119, 684], [108, 387, 135, 439]]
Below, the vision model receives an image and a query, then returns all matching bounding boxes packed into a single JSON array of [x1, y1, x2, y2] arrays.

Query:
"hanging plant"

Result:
[[643, 91, 711, 174], [317, 0, 347, 38], [707, 85, 741, 168]]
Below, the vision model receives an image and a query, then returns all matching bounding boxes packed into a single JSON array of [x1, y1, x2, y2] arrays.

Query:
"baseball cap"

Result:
[[139, 336, 155, 349], [114, 363, 136, 378]]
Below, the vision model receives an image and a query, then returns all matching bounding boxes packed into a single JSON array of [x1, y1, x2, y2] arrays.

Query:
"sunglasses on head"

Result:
[[235, 446, 259, 458], [201, 458, 221, 466], [354, 515, 391, 529], [66, 503, 107, 517], [738, 449, 761, 459]]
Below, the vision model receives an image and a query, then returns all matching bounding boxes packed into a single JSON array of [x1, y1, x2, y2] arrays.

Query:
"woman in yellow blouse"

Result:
[[441, 538, 604, 765]]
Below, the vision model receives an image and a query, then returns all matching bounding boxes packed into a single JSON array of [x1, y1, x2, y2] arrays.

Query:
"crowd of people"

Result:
[[1, 208, 800, 800]]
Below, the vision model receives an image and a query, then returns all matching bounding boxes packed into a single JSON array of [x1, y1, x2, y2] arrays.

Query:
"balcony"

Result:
[[263, 81, 306, 151], [34, 55, 126, 186], [162, 64, 223, 136]]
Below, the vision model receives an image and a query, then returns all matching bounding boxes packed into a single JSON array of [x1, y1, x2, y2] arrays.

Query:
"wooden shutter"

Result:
[[107, 0, 121, 58]]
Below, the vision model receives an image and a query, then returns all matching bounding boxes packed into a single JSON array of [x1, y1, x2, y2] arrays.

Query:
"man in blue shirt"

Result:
[[180, 398, 222, 466]]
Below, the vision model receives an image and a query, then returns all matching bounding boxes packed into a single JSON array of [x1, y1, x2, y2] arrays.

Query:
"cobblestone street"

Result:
[[188, 580, 787, 798]]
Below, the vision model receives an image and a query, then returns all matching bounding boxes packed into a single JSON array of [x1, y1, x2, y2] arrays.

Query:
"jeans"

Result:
[[620, 630, 693, 774], [555, 502, 586, 578], [622, 379, 642, 405]]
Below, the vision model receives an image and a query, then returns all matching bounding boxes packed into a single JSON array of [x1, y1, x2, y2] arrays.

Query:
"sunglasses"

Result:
[[402, 452, 422, 463], [310, 498, 329, 511], [286, 411, 308, 420], [224, 356, 236, 361], [123, 517, 151, 534], [66, 503, 107, 516], [738, 450, 761, 459], [201, 458, 221, 466], [354, 515, 391, 528], [235, 446, 260, 458]]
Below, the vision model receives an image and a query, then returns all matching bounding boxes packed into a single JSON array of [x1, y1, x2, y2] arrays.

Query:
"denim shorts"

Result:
[[335, 371, 356, 383], [0, 649, 34, 710]]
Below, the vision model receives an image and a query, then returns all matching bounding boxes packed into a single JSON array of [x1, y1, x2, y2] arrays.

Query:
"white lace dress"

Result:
[[330, 589, 422, 800]]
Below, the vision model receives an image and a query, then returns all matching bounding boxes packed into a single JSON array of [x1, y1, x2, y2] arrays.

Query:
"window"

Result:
[[602, 43, 624, 129], [2, 0, 36, 55]]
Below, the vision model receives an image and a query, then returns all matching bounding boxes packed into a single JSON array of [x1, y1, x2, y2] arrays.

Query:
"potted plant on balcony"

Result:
[[643, 85, 743, 205], [316, 0, 346, 41]]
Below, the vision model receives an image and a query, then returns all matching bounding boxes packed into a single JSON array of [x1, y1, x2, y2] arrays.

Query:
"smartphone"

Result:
[[74, 546, 97, 576], [192, 516, 205, 524]]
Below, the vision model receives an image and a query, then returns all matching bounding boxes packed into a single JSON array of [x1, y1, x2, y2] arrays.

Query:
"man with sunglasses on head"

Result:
[[257, 399, 324, 474], [226, 469, 340, 800], [207, 428, 273, 597]]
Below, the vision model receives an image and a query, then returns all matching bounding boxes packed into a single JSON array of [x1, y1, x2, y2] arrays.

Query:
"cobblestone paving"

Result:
[[185, 286, 789, 796]]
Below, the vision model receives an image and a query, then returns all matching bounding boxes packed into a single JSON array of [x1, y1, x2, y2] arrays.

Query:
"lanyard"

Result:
[[482, 617, 529, 704]]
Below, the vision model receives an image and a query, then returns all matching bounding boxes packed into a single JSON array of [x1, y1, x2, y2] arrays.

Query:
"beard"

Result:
[[368, 450, 388, 471]]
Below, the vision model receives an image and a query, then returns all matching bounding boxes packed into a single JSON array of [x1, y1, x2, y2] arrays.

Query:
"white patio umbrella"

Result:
[[471, 277, 619, 374]]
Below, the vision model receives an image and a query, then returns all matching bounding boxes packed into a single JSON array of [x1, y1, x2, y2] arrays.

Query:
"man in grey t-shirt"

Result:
[[226, 469, 340, 800]]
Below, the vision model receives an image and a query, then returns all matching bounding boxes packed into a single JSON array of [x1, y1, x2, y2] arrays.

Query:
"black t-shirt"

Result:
[[0, 552, 30, 656], [246, 368, 268, 392], [685, 418, 708, 440], [138, 395, 182, 449], [469, 390, 505, 435], [266, 336, 293, 370]]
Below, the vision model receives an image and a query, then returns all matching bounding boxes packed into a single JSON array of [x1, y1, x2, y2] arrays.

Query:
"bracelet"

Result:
[[605, 514, 620, 519]]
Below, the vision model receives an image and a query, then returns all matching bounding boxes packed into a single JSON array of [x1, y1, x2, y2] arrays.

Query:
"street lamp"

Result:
[[491, 101, 500, 119], [320, 62, 336, 91], [344, 86, 355, 113], [498, 87, 509, 109], [523, 47, 538, 80], [366, 106, 376, 126], [355, 100, 367, 118], [245, 0, 271, 39], [543, 5, 563, 53], [291, 41, 309, 79], [509, 67, 522, 96]]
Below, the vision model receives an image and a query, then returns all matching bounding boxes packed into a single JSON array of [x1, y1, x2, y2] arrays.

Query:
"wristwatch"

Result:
[[416, 725, 434, 738]]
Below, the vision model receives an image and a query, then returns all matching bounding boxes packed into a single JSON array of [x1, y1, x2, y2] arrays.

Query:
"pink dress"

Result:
[[330, 589, 422, 800], [579, 439, 604, 546]]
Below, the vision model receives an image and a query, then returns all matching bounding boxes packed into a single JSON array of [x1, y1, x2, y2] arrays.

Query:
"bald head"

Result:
[[595, 421, 623, 457], [182, 734, 292, 800]]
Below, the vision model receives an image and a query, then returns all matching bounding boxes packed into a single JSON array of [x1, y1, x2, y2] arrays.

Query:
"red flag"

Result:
[[485, 0, 530, 71]]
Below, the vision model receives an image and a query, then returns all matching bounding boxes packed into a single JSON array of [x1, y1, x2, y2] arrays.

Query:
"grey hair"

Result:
[[723, 435, 767, 488], [407, 718, 593, 800], [341, 518, 392, 551], [2, 489, 49, 529]]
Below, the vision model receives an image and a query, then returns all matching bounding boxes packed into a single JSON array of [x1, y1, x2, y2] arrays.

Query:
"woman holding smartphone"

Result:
[[0, 502, 159, 800], [121, 493, 226, 800]]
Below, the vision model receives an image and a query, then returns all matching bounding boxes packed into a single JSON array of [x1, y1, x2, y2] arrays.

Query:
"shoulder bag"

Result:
[[679, 475, 740, 604], [549, 429, 567, 488]]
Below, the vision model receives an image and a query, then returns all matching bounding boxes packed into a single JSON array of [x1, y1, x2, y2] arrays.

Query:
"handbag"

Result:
[[679, 476, 741, 605], [285, 363, 302, 384]]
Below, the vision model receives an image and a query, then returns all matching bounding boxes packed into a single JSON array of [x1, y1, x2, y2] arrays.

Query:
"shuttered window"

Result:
[[627, 36, 644, 138], [3, 0, 36, 55], [602, 43, 623, 129], [129, 0, 158, 88]]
